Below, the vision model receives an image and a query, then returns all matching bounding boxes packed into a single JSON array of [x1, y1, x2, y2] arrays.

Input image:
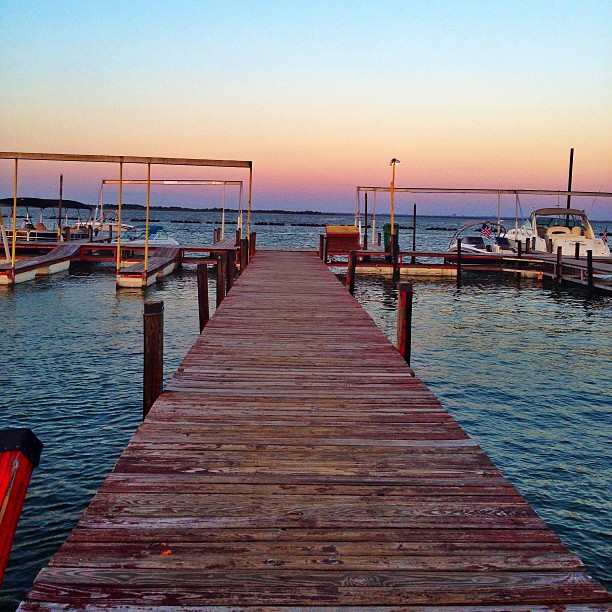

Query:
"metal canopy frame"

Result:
[[100, 179, 244, 270], [0, 152, 253, 274], [355, 185, 612, 238]]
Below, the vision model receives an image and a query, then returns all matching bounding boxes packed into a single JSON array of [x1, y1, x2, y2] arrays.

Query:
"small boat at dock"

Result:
[[116, 224, 179, 246], [447, 221, 516, 256], [505, 208, 610, 257]]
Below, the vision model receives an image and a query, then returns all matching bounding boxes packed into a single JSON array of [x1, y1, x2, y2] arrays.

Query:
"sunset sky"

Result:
[[1, 1, 611, 217]]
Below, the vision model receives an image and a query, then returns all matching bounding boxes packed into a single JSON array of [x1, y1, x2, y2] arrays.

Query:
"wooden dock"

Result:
[[0, 243, 81, 285], [116, 246, 182, 288], [19, 251, 609, 608]]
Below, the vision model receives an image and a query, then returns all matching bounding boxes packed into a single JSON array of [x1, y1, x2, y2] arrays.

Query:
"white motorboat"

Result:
[[447, 221, 517, 256], [86, 205, 134, 234], [505, 208, 610, 258], [117, 224, 179, 246]]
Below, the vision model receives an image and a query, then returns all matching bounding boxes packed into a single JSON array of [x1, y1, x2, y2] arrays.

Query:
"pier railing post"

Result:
[[143, 300, 164, 419], [227, 249, 235, 291], [587, 250, 593, 293], [217, 253, 227, 306], [574, 242, 580, 260], [456, 238, 462, 287], [249, 232, 256, 260], [197, 263, 210, 332], [318, 234, 324, 259], [411, 203, 417, 264], [347, 250, 357, 295], [556, 246, 563, 284], [396, 281, 413, 366], [235, 228, 241, 247], [240, 237, 249, 272], [322, 236, 328, 263], [0, 428, 43, 585], [392, 235, 400, 282]]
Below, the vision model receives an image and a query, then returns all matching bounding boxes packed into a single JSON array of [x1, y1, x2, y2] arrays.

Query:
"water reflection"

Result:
[[0, 213, 610, 609]]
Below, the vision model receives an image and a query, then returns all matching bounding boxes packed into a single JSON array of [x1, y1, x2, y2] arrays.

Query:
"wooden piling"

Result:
[[396, 281, 413, 366], [318, 234, 325, 259], [377, 232, 381, 246], [217, 253, 227, 306], [587, 250, 593, 292], [346, 250, 357, 295], [240, 237, 249, 271], [390, 234, 399, 282], [363, 194, 368, 250], [249, 232, 257, 260], [0, 428, 43, 585], [235, 228, 241, 247], [556, 246, 563, 284], [143, 300, 164, 419], [322, 235, 328, 263], [227, 249, 235, 291], [525, 238, 530, 254], [197, 263, 210, 332], [456, 238, 462, 286], [575, 242, 581, 260], [411, 203, 417, 264]]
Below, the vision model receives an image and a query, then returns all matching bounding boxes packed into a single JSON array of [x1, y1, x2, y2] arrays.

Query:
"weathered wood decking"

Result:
[[20, 251, 609, 608], [0, 243, 82, 284]]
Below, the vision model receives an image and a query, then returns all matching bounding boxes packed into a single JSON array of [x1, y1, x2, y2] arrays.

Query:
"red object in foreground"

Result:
[[0, 429, 43, 584]]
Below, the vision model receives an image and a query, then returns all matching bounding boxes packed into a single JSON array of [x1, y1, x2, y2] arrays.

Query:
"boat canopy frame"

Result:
[[355, 186, 612, 243], [0, 152, 253, 275]]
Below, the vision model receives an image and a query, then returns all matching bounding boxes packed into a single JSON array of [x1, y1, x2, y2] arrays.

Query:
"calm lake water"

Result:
[[1, 210, 610, 609]]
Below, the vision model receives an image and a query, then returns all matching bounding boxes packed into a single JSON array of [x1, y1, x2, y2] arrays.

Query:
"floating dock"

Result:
[[19, 251, 609, 608]]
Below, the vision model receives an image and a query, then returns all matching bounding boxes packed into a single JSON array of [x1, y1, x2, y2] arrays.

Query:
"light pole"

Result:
[[389, 158, 400, 234]]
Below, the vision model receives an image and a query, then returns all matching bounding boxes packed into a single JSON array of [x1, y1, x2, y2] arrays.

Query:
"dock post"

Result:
[[322, 236, 328, 263], [217, 254, 227, 306], [396, 281, 413, 366], [318, 234, 324, 259], [227, 249, 235, 291], [240, 237, 249, 271], [377, 232, 381, 247], [517, 241, 522, 258], [411, 203, 417, 264], [249, 232, 256, 260], [587, 250, 593, 293], [575, 243, 580, 260], [347, 250, 357, 295], [143, 300, 164, 419], [556, 246, 563, 284], [235, 228, 241, 247], [390, 234, 399, 282], [0, 428, 43, 585], [456, 238, 462, 286], [197, 263, 210, 332], [525, 238, 530, 254]]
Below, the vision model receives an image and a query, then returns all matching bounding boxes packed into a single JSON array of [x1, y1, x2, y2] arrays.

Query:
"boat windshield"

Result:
[[464, 236, 486, 248]]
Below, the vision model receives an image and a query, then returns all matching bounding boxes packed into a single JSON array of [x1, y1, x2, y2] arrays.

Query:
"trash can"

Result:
[[383, 223, 400, 252]]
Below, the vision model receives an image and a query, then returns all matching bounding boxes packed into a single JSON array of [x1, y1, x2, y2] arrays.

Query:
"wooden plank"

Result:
[[19, 251, 610, 608]]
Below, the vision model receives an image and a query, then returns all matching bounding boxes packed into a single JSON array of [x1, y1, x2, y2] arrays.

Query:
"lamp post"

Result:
[[389, 158, 400, 234]]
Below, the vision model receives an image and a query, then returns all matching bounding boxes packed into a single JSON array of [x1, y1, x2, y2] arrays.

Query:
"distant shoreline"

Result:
[[111, 204, 611, 222]]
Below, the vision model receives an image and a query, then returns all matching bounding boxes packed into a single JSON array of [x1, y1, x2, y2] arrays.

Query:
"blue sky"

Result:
[[1, 0, 611, 217]]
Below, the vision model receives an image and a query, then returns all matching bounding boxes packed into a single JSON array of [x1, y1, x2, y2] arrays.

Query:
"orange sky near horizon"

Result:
[[1, 1, 610, 216]]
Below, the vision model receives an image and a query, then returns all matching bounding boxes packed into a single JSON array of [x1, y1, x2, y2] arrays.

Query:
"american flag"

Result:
[[603, 227, 608, 244], [480, 223, 491, 239]]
